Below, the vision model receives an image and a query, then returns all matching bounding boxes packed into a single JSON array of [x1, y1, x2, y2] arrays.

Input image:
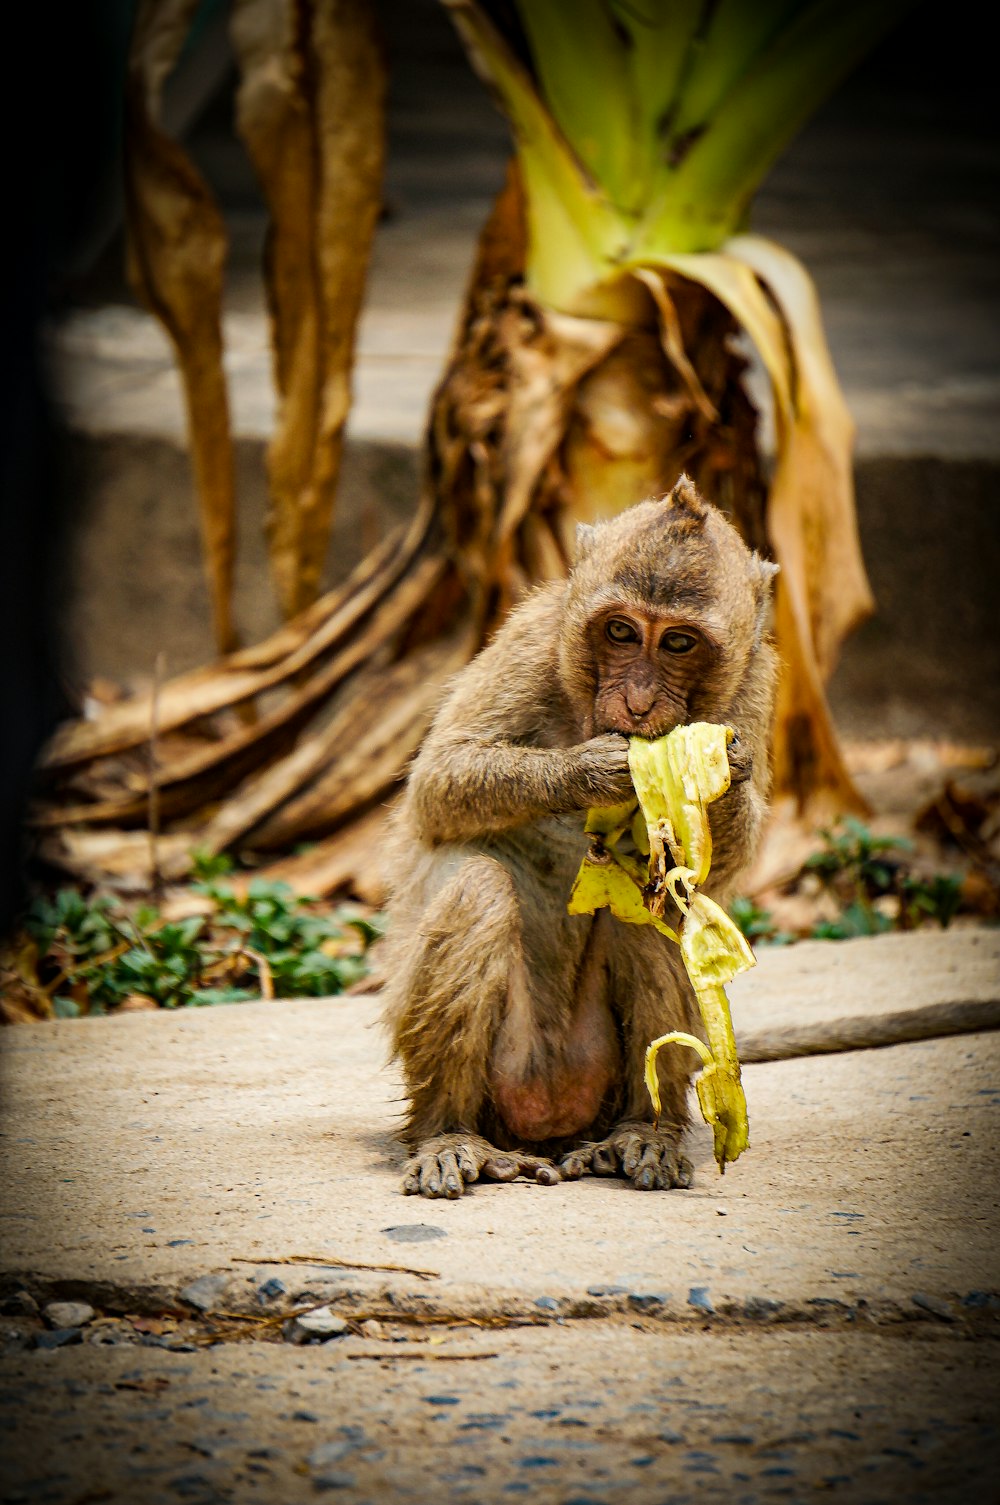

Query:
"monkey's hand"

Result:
[[572, 734, 635, 807], [556, 1121, 693, 1192], [725, 732, 753, 785], [401, 1132, 561, 1199]]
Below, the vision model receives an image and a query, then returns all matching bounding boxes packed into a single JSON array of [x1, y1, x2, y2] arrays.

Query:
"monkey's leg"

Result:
[[387, 855, 558, 1199], [558, 933, 695, 1191]]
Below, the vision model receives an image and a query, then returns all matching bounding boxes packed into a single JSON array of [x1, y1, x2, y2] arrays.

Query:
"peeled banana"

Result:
[[568, 722, 754, 1172]]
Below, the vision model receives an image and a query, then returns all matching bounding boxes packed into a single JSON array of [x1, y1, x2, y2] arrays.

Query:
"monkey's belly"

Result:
[[489, 996, 621, 1143]]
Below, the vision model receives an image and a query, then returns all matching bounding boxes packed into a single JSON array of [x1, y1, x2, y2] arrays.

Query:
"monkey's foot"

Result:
[[401, 1133, 560, 1199], [557, 1121, 693, 1191]]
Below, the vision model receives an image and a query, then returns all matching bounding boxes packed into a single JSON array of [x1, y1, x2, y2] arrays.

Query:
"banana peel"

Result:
[[568, 721, 754, 1172]]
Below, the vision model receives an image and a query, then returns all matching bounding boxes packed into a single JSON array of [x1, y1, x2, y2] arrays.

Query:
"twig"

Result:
[[241, 948, 274, 1000], [346, 1351, 497, 1361], [148, 650, 167, 902], [231, 1253, 440, 1280]]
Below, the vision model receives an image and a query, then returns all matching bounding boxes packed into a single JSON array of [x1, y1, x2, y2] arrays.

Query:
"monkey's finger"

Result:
[[402, 1164, 421, 1195], [456, 1144, 481, 1183], [557, 1150, 590, 1180], [482, 1155, 521, 1182], [534, 1164, 562, 1186], [619, 1134, 648, 1177], [436, 1150, 466, 1199], [591, 1143, 618, 1175], [672, 1153, 694, 1189], [631, 1143, 663, 1190]]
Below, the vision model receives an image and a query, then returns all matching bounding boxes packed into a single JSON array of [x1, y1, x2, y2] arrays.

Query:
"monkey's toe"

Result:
[[402, 1148, 471, 1198], [629, 1144, 693, 1191]]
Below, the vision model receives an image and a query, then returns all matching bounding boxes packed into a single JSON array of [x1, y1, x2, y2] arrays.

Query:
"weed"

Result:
[[8, 860, 383, 1021]]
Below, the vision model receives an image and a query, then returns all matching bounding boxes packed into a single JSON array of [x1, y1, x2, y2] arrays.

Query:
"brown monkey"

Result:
[[381, 478, 778, 1197]]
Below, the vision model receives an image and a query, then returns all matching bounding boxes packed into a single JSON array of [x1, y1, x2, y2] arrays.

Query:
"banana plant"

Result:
[[440, 0, 910, 810]]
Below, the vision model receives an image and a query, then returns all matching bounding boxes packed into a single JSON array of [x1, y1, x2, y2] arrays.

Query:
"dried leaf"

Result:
[[125, 0, 237, 654], [231, 0, 386, 617]]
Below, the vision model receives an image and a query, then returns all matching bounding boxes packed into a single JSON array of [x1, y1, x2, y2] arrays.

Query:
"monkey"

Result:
[[381, 478, 779, 1198]]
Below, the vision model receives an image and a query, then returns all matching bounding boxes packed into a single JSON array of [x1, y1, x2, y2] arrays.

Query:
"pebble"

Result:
[[534, 1296, 560, 1311], [381, 1224, 447, 1242], [34, 1328, 84, 1350], [308, 1440, 356, 1469], [179, 1274, 229, 1313], [628, 1293, 669, 1312], [743, 1296, 784, 1319], [283, 1308, 349, 1344], [912, 1292, 956, 1322], [313, 1471, 356, 1491], [293, 1410, 320, 1423], [1, 1291, 39, 1318], [687, 1286, 715, 1315], [43, 1301, 95, 1330], [586, 1284, 629, 1297], [257, 1277, 287, 1302]]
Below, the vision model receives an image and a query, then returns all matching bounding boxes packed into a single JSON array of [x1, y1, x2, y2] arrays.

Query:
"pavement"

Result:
[[2, 927, 999, 1503]]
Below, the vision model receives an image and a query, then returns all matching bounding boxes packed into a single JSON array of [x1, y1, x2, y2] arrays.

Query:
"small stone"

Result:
[[43, 1302, 95, 1329], [628, 1293, 669, 1312], [716, 1206, 728, 1215], [168, 1239, 194, 1248], [179, 1274, 229, 1312], [687, 1286, 714, 1315], [1, 1291, 39, 1318], [308, 1441, 355, 1470], [313, 1471, 356, 1491], [424, 1395, 460, 1406], [34, 1327, 83, 1350], [257, 1277, 287, 1303], [294, 1410, 320, 1423], [586, 1284, 630, 1298], [534, 1296, 560, 1311], [659, 1429, 685, 1445], [912, 1292, 956, 1322], [283, 1308, 349, 1344], [358, 1319, 386, 1339], [744, 1296, 784, 1319], [381, 1224, 447, 1243]]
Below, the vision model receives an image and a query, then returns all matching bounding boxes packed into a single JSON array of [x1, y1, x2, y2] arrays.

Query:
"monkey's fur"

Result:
[[382, 479, 778, 1198]]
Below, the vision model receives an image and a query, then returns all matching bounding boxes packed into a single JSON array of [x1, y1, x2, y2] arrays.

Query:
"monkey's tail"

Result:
[[738, 998, 1000, 1063]]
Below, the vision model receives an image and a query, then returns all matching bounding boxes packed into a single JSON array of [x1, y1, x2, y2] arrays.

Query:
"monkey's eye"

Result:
[[605, 618, 639, 645], [661, 629, 697, 654]]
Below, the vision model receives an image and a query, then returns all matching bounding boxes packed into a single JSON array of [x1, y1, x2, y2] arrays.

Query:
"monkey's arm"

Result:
[[405, 586, 634, 844], [408, 731, 631, 844]]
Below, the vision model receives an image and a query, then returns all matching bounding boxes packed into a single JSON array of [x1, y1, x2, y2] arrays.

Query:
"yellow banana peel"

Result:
[[569, 721, 754, 1172]]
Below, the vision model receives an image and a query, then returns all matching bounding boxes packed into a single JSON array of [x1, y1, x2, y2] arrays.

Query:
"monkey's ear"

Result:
[[752, 556, 780, 646], [665, 473, 707, 520], [575, 522, 598, 560]]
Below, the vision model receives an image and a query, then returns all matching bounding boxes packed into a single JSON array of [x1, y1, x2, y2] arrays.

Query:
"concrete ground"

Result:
[[2, 929, 999, 1503]]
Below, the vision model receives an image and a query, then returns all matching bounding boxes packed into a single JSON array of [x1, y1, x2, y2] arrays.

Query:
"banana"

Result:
[[569, 721, 753, 1171]]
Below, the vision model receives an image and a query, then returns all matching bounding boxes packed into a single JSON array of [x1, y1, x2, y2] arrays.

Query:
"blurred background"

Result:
[[50, 0, 997, 740]]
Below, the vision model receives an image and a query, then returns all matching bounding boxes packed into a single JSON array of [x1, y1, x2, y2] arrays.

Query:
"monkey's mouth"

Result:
[[596, 709, 685, 740]]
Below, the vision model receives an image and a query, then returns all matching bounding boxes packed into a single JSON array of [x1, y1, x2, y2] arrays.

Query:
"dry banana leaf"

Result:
[[231, 0, 386, 618], [124, 0, 237, 655]]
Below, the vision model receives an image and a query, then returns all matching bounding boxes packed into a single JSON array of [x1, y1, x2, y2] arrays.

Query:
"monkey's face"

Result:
[[587, 606, 719, 738]]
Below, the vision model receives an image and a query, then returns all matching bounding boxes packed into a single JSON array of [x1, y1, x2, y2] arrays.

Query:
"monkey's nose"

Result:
[[625, 684, 657, 718]]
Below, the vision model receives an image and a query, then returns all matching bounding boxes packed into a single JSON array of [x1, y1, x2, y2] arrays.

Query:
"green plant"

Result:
[[8, 874, 383, 1021], [729, 896, 794, 947], [804, 818, 964, 940]]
